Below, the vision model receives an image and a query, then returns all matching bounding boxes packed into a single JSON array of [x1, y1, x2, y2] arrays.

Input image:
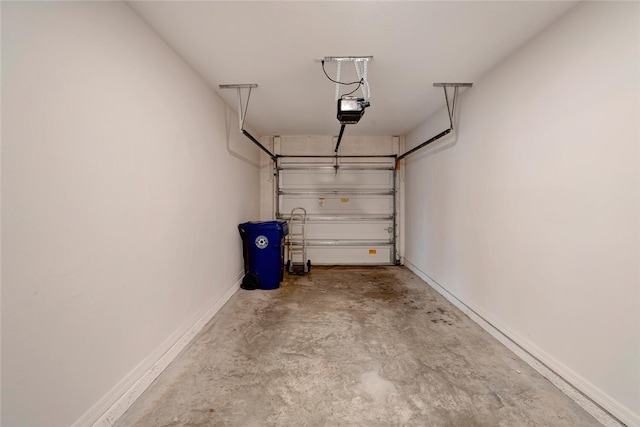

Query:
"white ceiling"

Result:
[[129, 1, 577, 137]]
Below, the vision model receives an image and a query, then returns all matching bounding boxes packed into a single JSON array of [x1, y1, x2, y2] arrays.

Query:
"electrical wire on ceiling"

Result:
[[321, 60, 363, 98]]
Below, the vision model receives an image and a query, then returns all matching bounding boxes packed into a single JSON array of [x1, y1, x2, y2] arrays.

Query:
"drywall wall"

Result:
[[1, 2, 260, 425], [404, 2, 639, 425]]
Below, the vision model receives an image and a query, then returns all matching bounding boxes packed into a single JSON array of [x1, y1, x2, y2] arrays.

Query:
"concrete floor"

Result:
[[115, 266, 601, 426]]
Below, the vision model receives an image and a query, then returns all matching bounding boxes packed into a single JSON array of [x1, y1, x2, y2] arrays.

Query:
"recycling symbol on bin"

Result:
[[255, 235, 269, 249]]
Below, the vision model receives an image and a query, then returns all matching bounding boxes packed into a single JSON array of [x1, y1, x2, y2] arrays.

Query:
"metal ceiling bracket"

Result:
[[219, 83, 258, 131], [433, 82, 473, 131], [321, 56, 373, 103], [321, 56, 374, 62], [397, 82, 473, 163], [219, 83, 276, 161]]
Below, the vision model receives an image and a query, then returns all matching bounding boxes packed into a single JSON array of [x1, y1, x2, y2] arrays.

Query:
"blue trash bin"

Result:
[[238, 221, 289, 290]]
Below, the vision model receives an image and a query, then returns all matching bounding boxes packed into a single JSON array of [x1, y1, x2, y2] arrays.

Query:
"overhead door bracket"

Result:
[[397, 82, 473, 164], [219, 83, 277, 161]]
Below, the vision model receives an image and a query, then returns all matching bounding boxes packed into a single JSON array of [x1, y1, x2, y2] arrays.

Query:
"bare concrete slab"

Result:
[[115, 266, 601, 426]]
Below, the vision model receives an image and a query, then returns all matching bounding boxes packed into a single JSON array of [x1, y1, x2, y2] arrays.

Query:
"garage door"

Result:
[[277, 155, 397, 265]]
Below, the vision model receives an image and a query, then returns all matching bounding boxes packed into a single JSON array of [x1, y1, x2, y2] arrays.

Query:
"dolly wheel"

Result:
[[306, 260, 312, 273]]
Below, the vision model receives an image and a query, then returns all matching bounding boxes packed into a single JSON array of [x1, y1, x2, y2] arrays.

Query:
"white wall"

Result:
[[404, 2, 639, 425], [1, 2, 260, 425]]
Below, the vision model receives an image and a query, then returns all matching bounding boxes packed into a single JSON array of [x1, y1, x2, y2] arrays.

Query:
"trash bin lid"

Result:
[[239, 220, 287, 231]]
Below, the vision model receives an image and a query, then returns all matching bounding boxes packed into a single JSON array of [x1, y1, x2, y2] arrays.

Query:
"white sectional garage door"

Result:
[[277, 154, 397, 265]]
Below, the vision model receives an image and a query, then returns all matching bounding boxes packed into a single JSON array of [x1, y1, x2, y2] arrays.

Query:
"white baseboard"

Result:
[[403, 259, 637, 427], [71, 273, 242, 427]]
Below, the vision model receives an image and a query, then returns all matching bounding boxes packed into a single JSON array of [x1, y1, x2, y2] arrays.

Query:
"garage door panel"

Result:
[[278, 158, 395, 168], [305, 221, 393, 240], [280, 170, 393, 190], [280, 195, 392, 216], [277, 155, 397, 266], [307, 246, 393, 265]]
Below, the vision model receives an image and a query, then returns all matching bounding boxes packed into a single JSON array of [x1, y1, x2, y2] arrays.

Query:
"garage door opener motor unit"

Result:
[[321, 56, 372, 152]]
